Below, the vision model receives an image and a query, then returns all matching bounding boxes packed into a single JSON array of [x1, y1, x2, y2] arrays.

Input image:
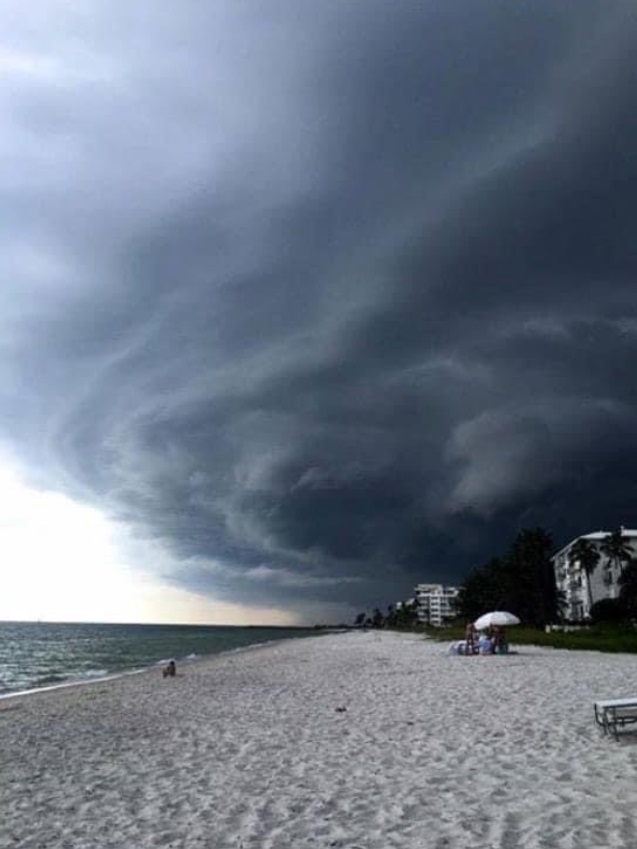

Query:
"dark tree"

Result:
[[600, 529, 633, 585], [590, 597, 629, 624], [454, 558, 508, 621], [394, 600, 419, 629], [567, 537, 600, 611], [504, 528, 558, 626], [619, 558, 637, 618], [371, 607, 385, 628], [455, 528, 558, 627]]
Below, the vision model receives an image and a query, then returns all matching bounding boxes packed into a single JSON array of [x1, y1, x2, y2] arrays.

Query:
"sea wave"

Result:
[[82, 668, 109, 679], [34, 673, 67, 686]]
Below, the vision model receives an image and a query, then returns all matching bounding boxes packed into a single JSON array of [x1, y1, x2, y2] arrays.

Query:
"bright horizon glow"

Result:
[[0, 459, 296, 627]]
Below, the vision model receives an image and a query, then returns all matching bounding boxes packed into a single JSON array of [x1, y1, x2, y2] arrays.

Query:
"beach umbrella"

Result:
[[474, 611, 520, 630]]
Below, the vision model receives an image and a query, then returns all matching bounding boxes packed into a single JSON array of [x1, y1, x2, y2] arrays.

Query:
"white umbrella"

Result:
[[474, 611, 520, 630]]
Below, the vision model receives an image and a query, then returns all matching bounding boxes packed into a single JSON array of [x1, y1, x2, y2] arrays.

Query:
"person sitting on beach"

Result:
[[464, 622, 476, 655], [162, 660, 176, 678], [492, 626, 507, 654], [478, 633, 493, 655]]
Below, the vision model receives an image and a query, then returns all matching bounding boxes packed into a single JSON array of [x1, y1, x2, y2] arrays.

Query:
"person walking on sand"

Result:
[[162, 660, 176, 678]]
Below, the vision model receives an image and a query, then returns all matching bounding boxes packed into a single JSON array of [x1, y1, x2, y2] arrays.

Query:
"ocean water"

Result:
[[0, 621, 320, 696]]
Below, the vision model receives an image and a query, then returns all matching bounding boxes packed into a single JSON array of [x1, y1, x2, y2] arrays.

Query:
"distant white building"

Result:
[[413, 583, 458, 626], [552, 529, 637, 621]]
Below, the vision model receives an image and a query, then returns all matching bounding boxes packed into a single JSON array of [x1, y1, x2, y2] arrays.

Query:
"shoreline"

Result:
[[0, 626, 330, 702], [4, 630, 637, 848], [0, 631, 328, 703]]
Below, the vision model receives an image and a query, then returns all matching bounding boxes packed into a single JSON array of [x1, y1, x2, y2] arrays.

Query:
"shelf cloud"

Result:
[[3, 1, 637, 618]]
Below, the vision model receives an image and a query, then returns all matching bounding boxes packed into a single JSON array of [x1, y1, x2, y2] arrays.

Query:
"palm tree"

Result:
[[568, 537, 600, 612], [555, 588, 568, 622], [619, 558, 637, 618], [385, 604, 397, 628], [600, 529, 633, 586], [371, 607, 385, 629]]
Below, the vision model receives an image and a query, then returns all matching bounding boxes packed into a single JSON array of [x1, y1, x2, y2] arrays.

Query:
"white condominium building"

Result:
[[413, 583, 458, 626], [552, 528, 637, 621]]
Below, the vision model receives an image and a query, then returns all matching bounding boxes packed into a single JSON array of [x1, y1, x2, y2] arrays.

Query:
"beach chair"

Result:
[[594, 698, 637, 740]]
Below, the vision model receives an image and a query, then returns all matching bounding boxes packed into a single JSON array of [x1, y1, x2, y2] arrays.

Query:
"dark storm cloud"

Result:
[[3, 1, 637, 617]]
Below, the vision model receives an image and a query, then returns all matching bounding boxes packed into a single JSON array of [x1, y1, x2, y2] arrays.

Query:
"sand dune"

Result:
[[3, 630, 637, 848]]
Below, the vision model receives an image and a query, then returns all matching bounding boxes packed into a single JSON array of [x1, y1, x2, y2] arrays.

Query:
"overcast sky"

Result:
[[3, 1, 637, 624]]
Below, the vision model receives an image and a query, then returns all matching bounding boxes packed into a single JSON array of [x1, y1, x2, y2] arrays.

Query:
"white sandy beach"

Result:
[[3, 630, 637, 849]]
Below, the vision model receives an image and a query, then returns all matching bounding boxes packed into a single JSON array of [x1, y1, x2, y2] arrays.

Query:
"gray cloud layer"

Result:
[[3, 1, 637, 617]]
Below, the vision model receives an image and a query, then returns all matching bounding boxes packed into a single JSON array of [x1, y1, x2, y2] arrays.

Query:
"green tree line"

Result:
[[354, 526, 637, 631]]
